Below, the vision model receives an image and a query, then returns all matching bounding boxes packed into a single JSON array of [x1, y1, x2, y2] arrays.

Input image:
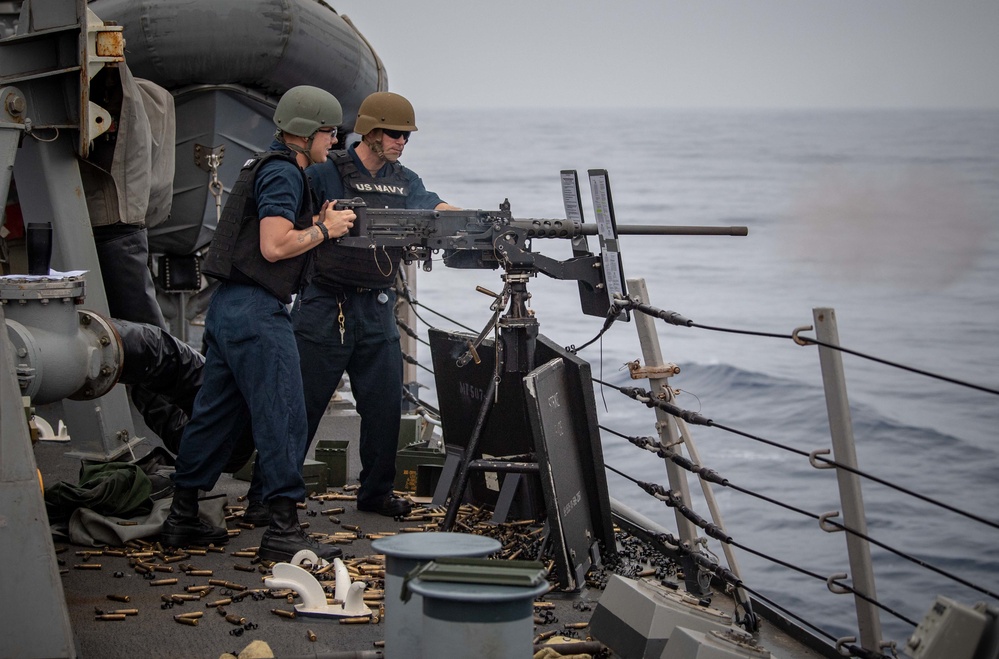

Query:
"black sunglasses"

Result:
[[382, 128, 411, 141]]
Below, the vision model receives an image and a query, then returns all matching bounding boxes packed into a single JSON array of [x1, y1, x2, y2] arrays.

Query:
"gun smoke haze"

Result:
[[783, 166, 991, 292]]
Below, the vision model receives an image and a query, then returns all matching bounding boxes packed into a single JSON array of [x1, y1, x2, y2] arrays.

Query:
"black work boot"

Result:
[[161, 487, 229, 547], [258, 497, 343, 563], [242, 500, 270, 527]]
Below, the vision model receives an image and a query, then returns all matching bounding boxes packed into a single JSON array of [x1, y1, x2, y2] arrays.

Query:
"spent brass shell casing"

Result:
[[339, 615, 371, 624], [174, 616, 199, 626], [107, 594, 130, 603], [162, 554, 188, 564], [75, 563, 102, 570], [172, 593, 201, 602], [208, 578, 228, 586], [95, 614, 126, 621], [174, 611, 204, 620], [307, 629, 317, 642], [237, 522, 256, 530], [225, 614, 247, 626], [271, 608, 296, 619], [231, 551, 256, 558], [185, 548, 207, 556], [565, 621, 589, 629], [207, 598, 232, 608], [187, 569, 213, 577], [110, 609, 139, 616], [233, 563, 256, 572], [149, 578, 178, 587], [152, 564, 174, 573]]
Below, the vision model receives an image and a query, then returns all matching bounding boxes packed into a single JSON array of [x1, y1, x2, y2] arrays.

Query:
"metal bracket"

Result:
[[626, 359, 680, 379], [194, 143, 226, 171]]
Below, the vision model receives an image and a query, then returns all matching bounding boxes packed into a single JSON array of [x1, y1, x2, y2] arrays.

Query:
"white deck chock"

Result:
[[265, 552, 372, 618]]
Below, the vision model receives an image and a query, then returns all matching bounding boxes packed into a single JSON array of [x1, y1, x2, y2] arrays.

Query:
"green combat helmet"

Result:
[[273, 85, 343, 137], [354, 91, 418, 135]]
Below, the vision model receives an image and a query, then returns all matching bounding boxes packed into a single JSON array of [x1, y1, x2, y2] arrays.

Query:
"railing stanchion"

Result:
[[813, 307, 883, 651]]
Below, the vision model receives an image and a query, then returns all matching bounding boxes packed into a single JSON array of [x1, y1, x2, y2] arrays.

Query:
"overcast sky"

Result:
[[326, 0, 999, 110]]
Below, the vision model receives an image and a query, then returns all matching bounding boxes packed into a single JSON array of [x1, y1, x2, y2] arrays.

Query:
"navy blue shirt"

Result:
[[255, 140, 307, 222], [306, 143, 444, 210]]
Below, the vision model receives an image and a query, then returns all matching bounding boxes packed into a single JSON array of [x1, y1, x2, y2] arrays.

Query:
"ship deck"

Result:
[[32, 405, 836, 659]]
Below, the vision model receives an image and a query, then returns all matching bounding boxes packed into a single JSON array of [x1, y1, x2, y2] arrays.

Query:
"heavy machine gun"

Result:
[[334, 196, 748, 319]]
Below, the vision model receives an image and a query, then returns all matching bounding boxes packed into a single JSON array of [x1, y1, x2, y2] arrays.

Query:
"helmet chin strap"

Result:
[[364, 134, 389, 163], [278, 132, 319, 166]]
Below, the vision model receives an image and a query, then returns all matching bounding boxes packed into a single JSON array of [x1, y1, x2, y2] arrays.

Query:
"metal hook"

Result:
[[792, 324, 814, 346], [826, 573, 851, 595], [809, 448, 835, 469], [819, 511, 843, 533], [835, 636, 858, 656]]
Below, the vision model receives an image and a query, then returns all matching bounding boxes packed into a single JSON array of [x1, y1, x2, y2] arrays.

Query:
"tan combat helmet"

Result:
[[354, 92, 418, 135]]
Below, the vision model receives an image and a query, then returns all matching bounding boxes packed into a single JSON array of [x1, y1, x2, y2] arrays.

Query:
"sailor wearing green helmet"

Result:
[[162, 86, 354, 563]]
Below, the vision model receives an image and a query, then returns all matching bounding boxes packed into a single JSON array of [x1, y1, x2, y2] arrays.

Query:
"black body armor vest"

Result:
[[312, 151, 409, 289], [202, 151, 313, 303]]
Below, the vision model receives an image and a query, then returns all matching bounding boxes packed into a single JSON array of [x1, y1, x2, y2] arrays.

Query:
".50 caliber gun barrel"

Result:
[[512, 219, 748, 238]]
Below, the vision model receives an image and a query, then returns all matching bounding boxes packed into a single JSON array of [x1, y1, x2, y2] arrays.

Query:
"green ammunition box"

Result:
[[394, 442, 446, 493], [302, 459, 328, 495], [398, 414, 423, 451], [314, 439, 349, 487]]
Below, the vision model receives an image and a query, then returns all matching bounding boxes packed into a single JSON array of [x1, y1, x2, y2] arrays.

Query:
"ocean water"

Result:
[[399, 108, 999, 647]]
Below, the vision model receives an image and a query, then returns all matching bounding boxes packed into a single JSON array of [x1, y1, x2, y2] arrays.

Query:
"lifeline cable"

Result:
[[614, 295, 999, 397], [606, 463, 919, 629], [595, 378, 999, 532], [602, 425, 999, 601]]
